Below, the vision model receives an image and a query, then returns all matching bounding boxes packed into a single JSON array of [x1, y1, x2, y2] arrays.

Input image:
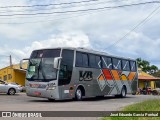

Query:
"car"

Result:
[[10, 82, 25, 92], [0, 79, 21, 95]]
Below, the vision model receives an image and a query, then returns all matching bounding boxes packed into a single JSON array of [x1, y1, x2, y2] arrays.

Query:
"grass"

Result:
[[102, 99, 160, 120]]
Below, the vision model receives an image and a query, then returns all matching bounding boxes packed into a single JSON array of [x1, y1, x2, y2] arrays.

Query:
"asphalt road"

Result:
[[0, 93, 160, 120]]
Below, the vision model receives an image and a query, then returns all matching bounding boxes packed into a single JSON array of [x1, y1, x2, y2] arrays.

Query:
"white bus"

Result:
[[20, 47, 138, 101]]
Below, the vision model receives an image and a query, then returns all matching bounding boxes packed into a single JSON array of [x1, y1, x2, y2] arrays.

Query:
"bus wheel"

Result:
[[75, 88, 82, 101], [120, 87, 126, 98]]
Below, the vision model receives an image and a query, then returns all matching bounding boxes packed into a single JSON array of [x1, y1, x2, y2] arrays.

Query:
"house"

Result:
[[0, 62, 27, 86], [138, 68, 160, 89]]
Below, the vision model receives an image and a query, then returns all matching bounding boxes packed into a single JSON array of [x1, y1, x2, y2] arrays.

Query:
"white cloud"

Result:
[[0, 0, 160, 69], [0, 32, 90, 68], [24, 31, 91, 54]]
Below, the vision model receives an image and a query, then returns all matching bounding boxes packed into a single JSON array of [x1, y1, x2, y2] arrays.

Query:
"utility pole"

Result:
[[9, 55, 12, 68]]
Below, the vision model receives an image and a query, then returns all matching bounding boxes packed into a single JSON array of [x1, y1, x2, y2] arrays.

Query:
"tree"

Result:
[[152, 70, 160, 77], [136, 58, 158, 74], [150, 65, 159, 74]]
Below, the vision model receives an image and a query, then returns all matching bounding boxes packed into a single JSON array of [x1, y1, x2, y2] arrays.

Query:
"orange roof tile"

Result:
[[138, 75, 159, 80], [138, 68, 160, 80]]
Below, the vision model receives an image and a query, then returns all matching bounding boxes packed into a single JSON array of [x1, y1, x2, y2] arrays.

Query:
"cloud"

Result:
[[0, 32, 90, 68], [0, 0, 160, 69], [24, 31, 91, 54]]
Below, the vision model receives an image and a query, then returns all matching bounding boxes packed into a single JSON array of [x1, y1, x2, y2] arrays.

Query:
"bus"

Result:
[[20, 47, 138, 101]]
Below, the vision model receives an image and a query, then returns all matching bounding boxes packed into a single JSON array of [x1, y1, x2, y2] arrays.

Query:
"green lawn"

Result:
[[102, 99, 160, 120]]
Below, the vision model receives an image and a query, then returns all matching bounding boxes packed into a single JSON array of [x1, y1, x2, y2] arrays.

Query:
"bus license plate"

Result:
[[34, 92, 41, 96]]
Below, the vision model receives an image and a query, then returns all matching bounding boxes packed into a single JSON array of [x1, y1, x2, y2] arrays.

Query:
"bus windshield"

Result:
[[26, 49, 60, 82]]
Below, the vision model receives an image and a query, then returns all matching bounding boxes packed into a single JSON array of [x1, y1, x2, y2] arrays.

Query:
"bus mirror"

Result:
[[20, 58, 29, 70], [54, 57, 62, 69]]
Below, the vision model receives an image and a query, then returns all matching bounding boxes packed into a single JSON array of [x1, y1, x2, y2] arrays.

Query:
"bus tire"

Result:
[[120, 86, 127, 98], [75, 88, 83, 101], [115, 87, 126, 98]]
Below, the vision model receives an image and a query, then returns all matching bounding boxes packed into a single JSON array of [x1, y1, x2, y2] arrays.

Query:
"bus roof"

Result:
[[34, 47, 136, 61]]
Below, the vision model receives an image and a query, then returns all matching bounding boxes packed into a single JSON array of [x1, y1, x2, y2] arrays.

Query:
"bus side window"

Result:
[[82, 53, 88, 67], [102, 57, 113, 69], [130, 61, 137, 72], [122, 60, 130, 71], [95, 56, 101, 68], [76, 52, 83, 67], [89, 54, 96, 68], [112, 58, 122, 70], [75, 52, 88, 67], [107, 57, 112, 69]]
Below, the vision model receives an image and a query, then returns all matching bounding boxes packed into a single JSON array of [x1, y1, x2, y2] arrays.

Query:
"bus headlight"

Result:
[[46, 83, 56, 90], [47, 86, 56, 90]]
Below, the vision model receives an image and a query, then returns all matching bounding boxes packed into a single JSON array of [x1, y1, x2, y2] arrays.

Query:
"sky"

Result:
[[0, 0, 160, 69]]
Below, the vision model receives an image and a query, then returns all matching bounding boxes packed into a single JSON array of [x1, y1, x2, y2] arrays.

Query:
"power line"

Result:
[[0, 7, 110, 24], [0, 1, 159, 17], [0, 0, 129, 20], [0, 0, 128, 14], [0, 0, 100, 8], [103, 4, 160, 50], [0, 1, 155, 24]]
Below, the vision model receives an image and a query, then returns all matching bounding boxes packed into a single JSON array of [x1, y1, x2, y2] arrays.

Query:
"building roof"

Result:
[[138, 75, 159, 80], [14, 68, 26, 73], [0, 62, 28, 71], [138, 68, 160, 81]]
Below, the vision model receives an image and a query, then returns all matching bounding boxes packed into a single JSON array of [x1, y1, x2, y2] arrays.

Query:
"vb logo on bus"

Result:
[[79, 71, 93, 81]]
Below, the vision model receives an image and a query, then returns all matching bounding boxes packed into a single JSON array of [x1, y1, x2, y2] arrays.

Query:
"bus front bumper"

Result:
[[26, 87, 60, 100]]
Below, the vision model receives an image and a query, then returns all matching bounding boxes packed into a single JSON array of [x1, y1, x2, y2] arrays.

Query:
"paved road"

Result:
[[0, 93, 160, 120]]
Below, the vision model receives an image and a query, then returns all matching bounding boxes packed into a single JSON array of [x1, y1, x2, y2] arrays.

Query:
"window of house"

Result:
[[3, 75, 7, 81], [8, 74, 12, 80]]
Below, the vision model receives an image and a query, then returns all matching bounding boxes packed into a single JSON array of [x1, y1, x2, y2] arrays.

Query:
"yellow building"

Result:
[[0, 62, 27, 86], [138, 68, 160, 89]]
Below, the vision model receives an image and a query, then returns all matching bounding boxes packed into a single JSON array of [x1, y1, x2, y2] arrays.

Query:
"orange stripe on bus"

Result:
[[128, 72, 136, 80], [98, 74, 105, 81], [111, 70, 120, 80], [102, 69, 113, 80]]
